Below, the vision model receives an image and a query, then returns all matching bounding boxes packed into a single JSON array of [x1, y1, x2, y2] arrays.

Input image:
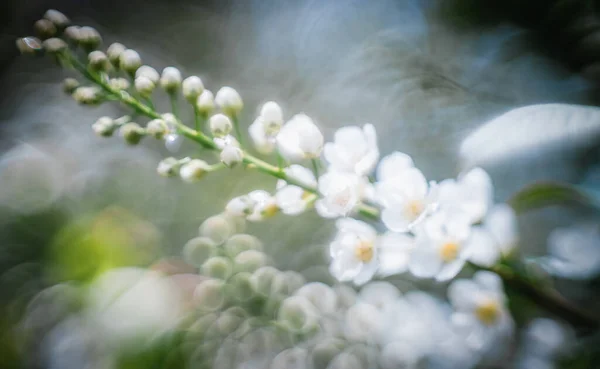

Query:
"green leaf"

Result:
[[508, 181, 600, 214]]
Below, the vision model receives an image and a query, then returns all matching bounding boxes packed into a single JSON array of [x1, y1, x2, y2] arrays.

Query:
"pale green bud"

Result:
[[295, 282, 337, 314], [219, 212, 246, 234], [34, 19, 56, 39], [88, 50, 109, 71], [260, 101, 284, 136], [108, 77, 130, 91], [215, 86, 243, 116], [196, 90, 215, 115], [78, 26, 102, 50], [209, 113, 232, 137], [72, 86, 102, 105], [271, 348, 309, 369], [62, 78, 79, 94], [250, 266, 279, 297], [160, 67, 182, 93], [42, 38, 67, 53], [16, 37, 43, 55], [119, 122, 145, 145], [234, 250, 269, 273], [182, 76, 204, 102], [199, 215, 233, 245], [277, 296, 319, 333], [44, 9, 70, 29], [63, 26, 81, 43], [283, 271, 306, 293], [92, 116, 116, 137], [193, 279, 225, 311], [220, 145, 243, 167], [135, 65, 160, 84], [107, 42, 126, 65], [215, 312, 244, 337], [183, 236, 216, 267], [146, 119, 168, 139], [179, 159, 210, 183], [134, 76, 155, 96], [227, 272, 254, 302], [201, 257, 233, 280], [224, 234, 263, 257], [156, 157, 180, 177], [311, 338, 345, 369], [119, 49, 142, 74]]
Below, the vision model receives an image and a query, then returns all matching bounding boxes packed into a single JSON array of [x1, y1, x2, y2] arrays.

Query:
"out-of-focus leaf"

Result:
[[460, 104, 600, 167], [508, 181, 600, 214]]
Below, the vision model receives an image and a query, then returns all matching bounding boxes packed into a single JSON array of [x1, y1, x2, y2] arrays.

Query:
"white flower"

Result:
[[275, 165, 317, 215], [329, 218, 379, 285], [409, 211, 482, 281], [179, 159, 210, 182], [196, 90, 215, 115], [209, 114, 233, 137], [134, 76, 155, 96], [437, 167, 493, 224], [220, 145, 243, 167], [376, 152, 415, 181], [249, 117, 276, 154], [182, 76, 204, 101], [119, 49, 142, 74], [544, 224, 600, 279], [246, 190, 278, 222], [467, 204, 519, 267], [324, 124, 379, 176], [376, 232, 415, 277], [376, 167, 438, 232], [276, 114, 324, 161], [215, 86, 243, 115], [160, 67, 182, 92], [448, 271, 513, 351], [135, 65, 160, 84], [259, 101, 284, 135], [315, 171, 365, 218]]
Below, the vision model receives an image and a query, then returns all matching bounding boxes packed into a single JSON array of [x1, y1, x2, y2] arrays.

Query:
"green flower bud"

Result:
[[72, 86, 102, 105], [16, 37, 43, 55], [250, 266, 279, 297], [182, 236, 216, 267], [119, 122, 145, 145], [62, 78, 79, 94], [277, 296, 319, 333], [209, 113, 233, 137], [311, 338, 345, 369], [182, 76, 204, 102], [63, 26, 81, 43], [42, 38, 67, 53], [283, 271, 306, 293], [160, 67, 182, 93], [108, 77, 130, 91], [179, 159, 210, 183], [199, 215, 233, 245], [156, 157, 180, 177], [227, 272, 254, 302], [44, 9, 70, 29], [107, 42, 126, 65], [223, 234, 263, 257], [119, 49, 142, 74], [134, 76, 155, 96], [34, 19, 57, 39], [92, 116, 116, 137], [219, 212, 246, 234], [78, 26, 102, 50], [215, 312, 244, 337], [193, 279, 225, 311], [295, 282, 337, 314], [201, 257, 233, 280], [220, 145, 243, 167], [135, 65, 160, 84], [271, 348, 309, 369], [215, 86, 243, 116], [146, 119, 168, 139], [234, 250, 269, 273], [196, 90, 215, 116]]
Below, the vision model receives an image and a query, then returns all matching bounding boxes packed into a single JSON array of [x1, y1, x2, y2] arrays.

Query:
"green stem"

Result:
[[193, 106, 203, 132], [170, 93, 179, 118], [311, 158, 320, 178], [231, 115, 245, 147]]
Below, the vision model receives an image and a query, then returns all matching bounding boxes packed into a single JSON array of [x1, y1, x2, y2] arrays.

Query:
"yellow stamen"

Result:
[[475, 299, 500, 325], [405, 200, 424, 220], [440, 242, 459, 262], [354, 241, 374, 262], [261, 203, 279, 218]]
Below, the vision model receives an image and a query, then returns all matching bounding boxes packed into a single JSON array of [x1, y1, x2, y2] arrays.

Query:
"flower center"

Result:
[[333, 187, 353, 209], [261, 203, 279, 218], [404, 200, 424, 220], [354, 240, 374, 262], [475, 299, 500, 326], [439, 242, 460, 262]]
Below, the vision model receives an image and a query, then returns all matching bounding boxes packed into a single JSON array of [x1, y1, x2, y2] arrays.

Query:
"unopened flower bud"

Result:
[[228, 272, 255, 302], [92, 116, 115, 137], [135, 65, 160, 84], [156, 157, 180, 177], [72, 86, 102, 105], [201, 257, 233, 280], [34, 19, 56, 39], [107, 42, 125, 64], [134, 76, 155, 96], [224, 234, 263, 257], [119, 122, 145, 145], [63, 26, 81, 42], [78, 26, 102, 50], [196, 90, 214, 115], [260, 101, 283, 135], [215, 86, 243, 116], [199, 215, 233, 244], [219, 212, 246, 234], [119, 49, 142, 74], [193, 279, 225, 311], [160, 67, 182, 93], [165, 134, 183, 153], [183, 236, 216, 267], [180, 159, 210, 182], [250, 266, 279, 296], [108, 78, 130, 91], [182, 76, 204, 101], [62, 78, 79, 94], [146, 119, 167, 139], [88, 50, 109, 71], [278, 296, 319, 333], [44, 9, 70, 29], [220, 145, 243, 167], [234, 250, 269, 273], [16, 37, 43, 55], [42, 38, 67, 53], [209, 113, 232, 137]]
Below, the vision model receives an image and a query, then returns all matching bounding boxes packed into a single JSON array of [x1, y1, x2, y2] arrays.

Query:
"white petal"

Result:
[[381, 207, 412, 233], [473, 271, 504, 295], [315, 199, 339, 218], [466, 227, 501, 267], [330, 250, 362, 282], [275, 186, 306, 215], [376, 152, 414, 181], [458, 167, 493, 223], [377, 232, 415, 276], [284, 165, 317, 188], [435, 259, 466, 282], [486, 204, 518, 254], [447, 279, 479, 310], [249, 118, 275, 154], [409, 247, 442, 278], [353, 260, 378, 285]]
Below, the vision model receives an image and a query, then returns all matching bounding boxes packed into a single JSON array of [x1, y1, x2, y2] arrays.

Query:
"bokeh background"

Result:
[[1, 0, 600, 368]]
